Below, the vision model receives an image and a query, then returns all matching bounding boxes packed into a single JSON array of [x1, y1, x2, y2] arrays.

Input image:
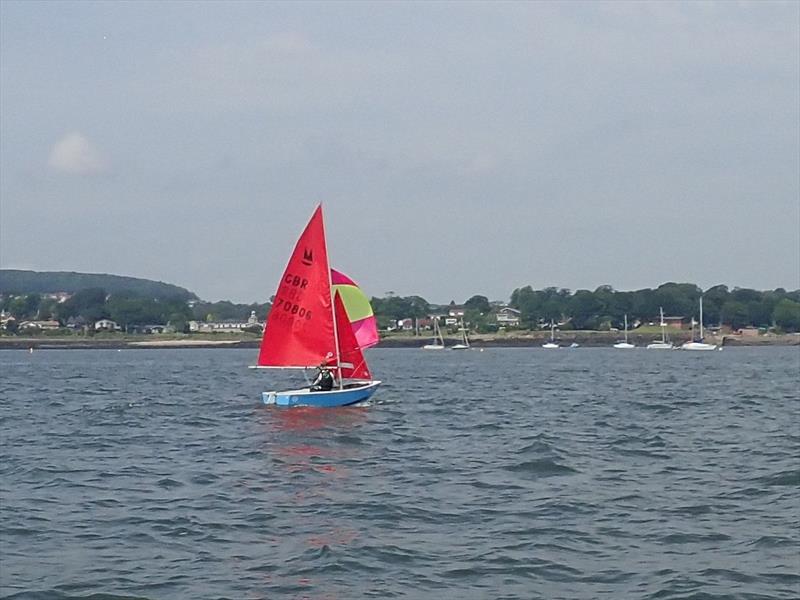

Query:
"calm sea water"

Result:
[[0, 347, 798, 600]]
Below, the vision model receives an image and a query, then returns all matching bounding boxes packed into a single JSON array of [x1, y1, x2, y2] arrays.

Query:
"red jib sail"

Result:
[[257, 206, 336, 367], [333, 291, 372, 380]]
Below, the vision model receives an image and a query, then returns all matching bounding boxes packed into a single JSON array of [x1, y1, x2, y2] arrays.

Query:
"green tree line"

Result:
[[3, 282, 800, 333], [0, 270, 196, 301], [371, 283, 800, 332], [507, 283, 800, 331], [1, 289, 268, 334]]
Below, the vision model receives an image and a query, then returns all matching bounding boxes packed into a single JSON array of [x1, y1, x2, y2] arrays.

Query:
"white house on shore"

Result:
[[1, 310, 16, 330], [94, 319, 122, 331], [495, 307, 521, 327], [19, 319, 61, 331], [189, 311, 262, 333]]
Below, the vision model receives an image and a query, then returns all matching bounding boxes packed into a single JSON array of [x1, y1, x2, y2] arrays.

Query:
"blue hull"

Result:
[[262, 380, 381, 407]]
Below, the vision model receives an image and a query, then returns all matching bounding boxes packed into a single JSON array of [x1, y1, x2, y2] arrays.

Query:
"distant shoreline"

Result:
[[1, 333, 797, 350]]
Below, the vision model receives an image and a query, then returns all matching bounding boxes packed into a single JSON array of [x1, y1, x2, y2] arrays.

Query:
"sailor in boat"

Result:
[[310, 364, 335, 392]]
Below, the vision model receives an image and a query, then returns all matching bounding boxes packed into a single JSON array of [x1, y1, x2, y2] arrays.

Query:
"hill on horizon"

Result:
[[0, 270, 198, 302]]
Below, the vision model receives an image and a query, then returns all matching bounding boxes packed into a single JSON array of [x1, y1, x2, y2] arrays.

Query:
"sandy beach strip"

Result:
[[127, 339, 242, 347]]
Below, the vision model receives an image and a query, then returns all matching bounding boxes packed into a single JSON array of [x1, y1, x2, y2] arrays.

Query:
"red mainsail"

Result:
[[257, 206, 336, 367], [333, 291, 372, 380]]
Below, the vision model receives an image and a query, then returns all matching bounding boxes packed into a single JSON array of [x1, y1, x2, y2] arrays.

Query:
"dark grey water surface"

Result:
[[1, 347, 798, 600]]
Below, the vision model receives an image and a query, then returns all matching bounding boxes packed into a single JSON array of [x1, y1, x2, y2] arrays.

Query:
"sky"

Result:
[[1, 1, 798, 304]]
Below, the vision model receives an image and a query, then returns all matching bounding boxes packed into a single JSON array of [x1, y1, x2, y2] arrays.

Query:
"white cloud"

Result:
[[48, 132, 106, 174]]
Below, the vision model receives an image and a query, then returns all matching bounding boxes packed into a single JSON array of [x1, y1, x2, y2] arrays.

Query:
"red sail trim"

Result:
[[330, 269, 354, 286], [257, 206, 336, 367], [333, 291, 372, 380]]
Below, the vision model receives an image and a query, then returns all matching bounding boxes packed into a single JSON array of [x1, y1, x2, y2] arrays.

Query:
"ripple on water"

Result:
[[506, 458, 578, 478], [1, 347, 797, 600]]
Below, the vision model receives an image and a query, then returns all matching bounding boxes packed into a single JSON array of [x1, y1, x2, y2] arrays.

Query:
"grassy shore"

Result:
[[1, 330, 797, 349]]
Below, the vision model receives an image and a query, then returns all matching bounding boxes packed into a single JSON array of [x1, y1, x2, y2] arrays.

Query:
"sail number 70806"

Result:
[[273, 297, 312, 320]]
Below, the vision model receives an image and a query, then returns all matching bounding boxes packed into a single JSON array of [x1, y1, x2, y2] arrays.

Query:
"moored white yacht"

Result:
[[451, 317, 471, 350], [542, 320, 559, 348], [422, 316, 446, 350], [613, 314, 635, 349], [681, 296, 717, 351], [647, 307, 674, 349]]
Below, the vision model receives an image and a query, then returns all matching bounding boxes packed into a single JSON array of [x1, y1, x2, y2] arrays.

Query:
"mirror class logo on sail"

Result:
[[301, 248, 313, 266], [273, 247, 314, 327]]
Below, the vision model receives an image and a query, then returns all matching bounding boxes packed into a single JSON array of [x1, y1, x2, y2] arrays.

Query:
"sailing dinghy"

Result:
[[252, 205, 381, 407]]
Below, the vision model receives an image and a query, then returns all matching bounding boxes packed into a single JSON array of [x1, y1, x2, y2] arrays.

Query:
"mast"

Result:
[[624, 314, 629, 343], [699, 296, 704, 341], [321, 204, 343, 389], [660, 306, 666, 343]]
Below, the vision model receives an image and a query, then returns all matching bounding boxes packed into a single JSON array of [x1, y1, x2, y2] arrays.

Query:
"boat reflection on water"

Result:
[[267, 404, 369, 433], [256, 404, 369, 477], [252, 405, 365, 598]]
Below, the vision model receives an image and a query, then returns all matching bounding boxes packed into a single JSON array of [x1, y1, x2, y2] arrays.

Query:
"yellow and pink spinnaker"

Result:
[[331, 269, 379, 350]]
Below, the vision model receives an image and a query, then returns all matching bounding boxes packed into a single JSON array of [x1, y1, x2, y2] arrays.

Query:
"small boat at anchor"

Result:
[[647, 307, 674, 350], [542, 321, 559, 349], [613, 314, 635, 349], [422, 316, 446, 350], [251, 205, 381, 407], [682, 296, 717, 351], [451, 317, 471, 350]]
